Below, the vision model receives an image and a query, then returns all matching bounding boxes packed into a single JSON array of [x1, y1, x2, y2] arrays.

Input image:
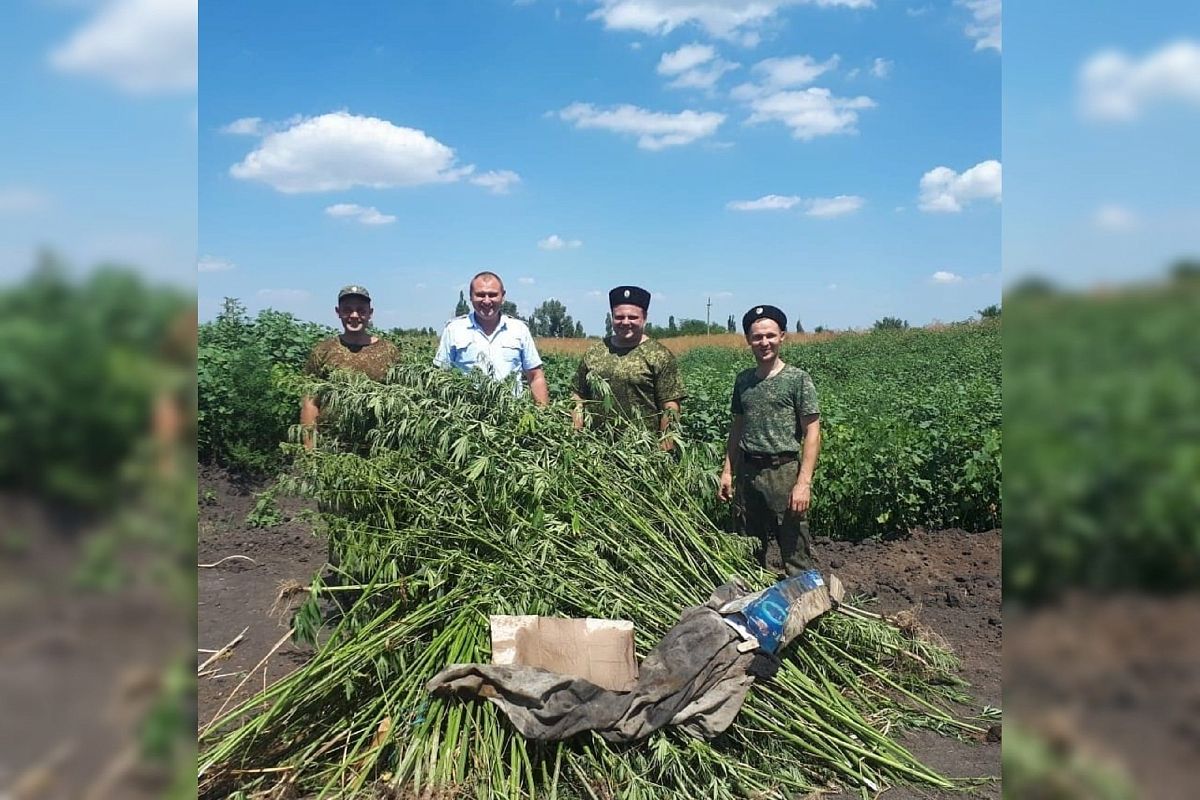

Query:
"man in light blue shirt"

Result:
[[434, 271, 550, 405]]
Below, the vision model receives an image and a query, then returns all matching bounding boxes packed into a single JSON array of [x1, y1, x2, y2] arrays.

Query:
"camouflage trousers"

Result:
[[736, 459, 815, 576]]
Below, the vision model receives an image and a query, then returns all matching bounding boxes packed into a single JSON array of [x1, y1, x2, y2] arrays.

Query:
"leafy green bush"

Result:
[[0, 259, 189, 508], [197, 299, 328, 473], [873, 316, 909, 331], [1004, 278, 1200, 600]]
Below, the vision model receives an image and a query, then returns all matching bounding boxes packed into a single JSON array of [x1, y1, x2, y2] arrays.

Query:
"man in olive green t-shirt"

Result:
[[572, 285, 685, 450], [300, 284, 401, 449], [718, 304, 822, 575]]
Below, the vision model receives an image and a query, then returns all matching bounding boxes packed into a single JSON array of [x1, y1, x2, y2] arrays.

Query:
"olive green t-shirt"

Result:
[[303, 336, 401, 382], [731, 364, 820, 455], [574, 338, 686, 432]]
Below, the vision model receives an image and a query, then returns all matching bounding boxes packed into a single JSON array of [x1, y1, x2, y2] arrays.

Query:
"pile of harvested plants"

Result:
[[199, 364, 988, 799]]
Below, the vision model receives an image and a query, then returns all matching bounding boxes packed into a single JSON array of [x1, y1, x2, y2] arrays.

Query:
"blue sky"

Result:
[[1004, 2, 1200, 288], [0, 0, 196, 285], [199, 0, 1001, 333]]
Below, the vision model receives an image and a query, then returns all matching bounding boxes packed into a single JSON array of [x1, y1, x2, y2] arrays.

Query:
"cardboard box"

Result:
[[490, 615, 638, 692]]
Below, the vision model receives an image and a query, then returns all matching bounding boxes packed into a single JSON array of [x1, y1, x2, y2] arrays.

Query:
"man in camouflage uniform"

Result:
[[300, 284, 401, 449], [718, 305, 822, 575], [572, 285, 685, 450]]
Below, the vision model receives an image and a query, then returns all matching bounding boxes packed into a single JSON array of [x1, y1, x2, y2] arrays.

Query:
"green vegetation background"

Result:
[[198, 299, 1002, 544]]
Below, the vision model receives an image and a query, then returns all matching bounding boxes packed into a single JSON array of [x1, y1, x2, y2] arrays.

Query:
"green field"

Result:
[[200, 300, 1002, 544]]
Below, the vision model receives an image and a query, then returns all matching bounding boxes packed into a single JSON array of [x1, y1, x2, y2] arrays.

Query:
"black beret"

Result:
[[609, 285, 651, 311], [742, 304, 787, 334]]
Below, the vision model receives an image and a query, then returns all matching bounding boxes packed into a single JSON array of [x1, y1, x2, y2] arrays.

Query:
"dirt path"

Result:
[[197, 467, 1000, 795]]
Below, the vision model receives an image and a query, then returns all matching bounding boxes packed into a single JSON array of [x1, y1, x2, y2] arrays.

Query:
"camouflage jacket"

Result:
[[574, 337, 685, 432], [304, 335, 401, 382], [731, 364, 820, 454]]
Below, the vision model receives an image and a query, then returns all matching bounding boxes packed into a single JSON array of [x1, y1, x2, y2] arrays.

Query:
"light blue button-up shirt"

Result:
[[433, 313, 543, 395]]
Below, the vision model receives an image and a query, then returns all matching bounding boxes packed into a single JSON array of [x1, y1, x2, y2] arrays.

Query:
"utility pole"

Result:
[[706, 296, 712, 334]]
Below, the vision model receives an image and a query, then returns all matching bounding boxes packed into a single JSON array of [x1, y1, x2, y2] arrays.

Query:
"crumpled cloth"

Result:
[[426, 582, 759, 742]]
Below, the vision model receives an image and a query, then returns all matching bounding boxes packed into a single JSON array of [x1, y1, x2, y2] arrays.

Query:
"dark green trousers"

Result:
[[737, 459, 815, 575]]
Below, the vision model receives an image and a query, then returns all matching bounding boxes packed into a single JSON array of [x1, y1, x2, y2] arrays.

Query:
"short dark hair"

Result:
[[469, 271, 505, 294]]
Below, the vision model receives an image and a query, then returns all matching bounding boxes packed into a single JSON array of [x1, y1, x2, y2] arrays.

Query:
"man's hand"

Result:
[[718, 470, 735, 502], [300, 396, 319, 450], [571, 394, 585, 431], [789, 481, 811, 514]]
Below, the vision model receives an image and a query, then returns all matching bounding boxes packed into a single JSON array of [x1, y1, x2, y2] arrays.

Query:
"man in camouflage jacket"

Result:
[[572, 285, 685, 450], [300, 284, 401, 449]]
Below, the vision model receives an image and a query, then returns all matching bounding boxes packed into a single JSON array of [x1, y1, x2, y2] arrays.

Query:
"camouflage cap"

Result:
[[337, 284, 371, 302]]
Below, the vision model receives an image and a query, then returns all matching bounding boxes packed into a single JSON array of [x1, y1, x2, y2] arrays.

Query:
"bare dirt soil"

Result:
[[811, 530, 1001, 799], [1006, 593, 1200, 800], [197, 467, 1000, 796], [0, 495, 184, 799], [196, 465, 322, 730]]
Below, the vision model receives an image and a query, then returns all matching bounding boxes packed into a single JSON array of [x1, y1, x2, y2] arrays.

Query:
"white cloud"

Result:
[[918, 159, 1001, 212], [324, 203, 396, 225], [742, 87, 876, 140], [415, 282, 428, 289], [803, 195, 864, 217], [257, 288, 311, 304], [557, 102, 725, 149], [710, 290, 734, 298], [1094, 204, 1139, 232], [197, 255, 235, 273], [587, 290, 605, 298], [827, 282, 838, 290], [931, 270, 964, 284], [1079, 40, 1200, 122], [956, 0, 1000, 53], [0, 187, 51, 213], [48, 0, 197, 94], [469, 169, 522, 194], [747, 55, 839, 90], [658, 43, 739, 89], [670, 61, 740, 90], [727, 193, 863, 216], [519, 276, 536, 284], [230, 111, 495, 193], [727, 194, 801, 211], [906, 5, 932, 16], [870, 57, 892, 78], [659, 43, 716, 74], [538, 234, 583, 250], [220, 117, 264, 136], [587, 0, 875, 43]]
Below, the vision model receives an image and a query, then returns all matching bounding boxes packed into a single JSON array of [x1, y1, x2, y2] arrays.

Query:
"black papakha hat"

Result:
[[609, 285, 651, 311], [742, 304, 787, 334]]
